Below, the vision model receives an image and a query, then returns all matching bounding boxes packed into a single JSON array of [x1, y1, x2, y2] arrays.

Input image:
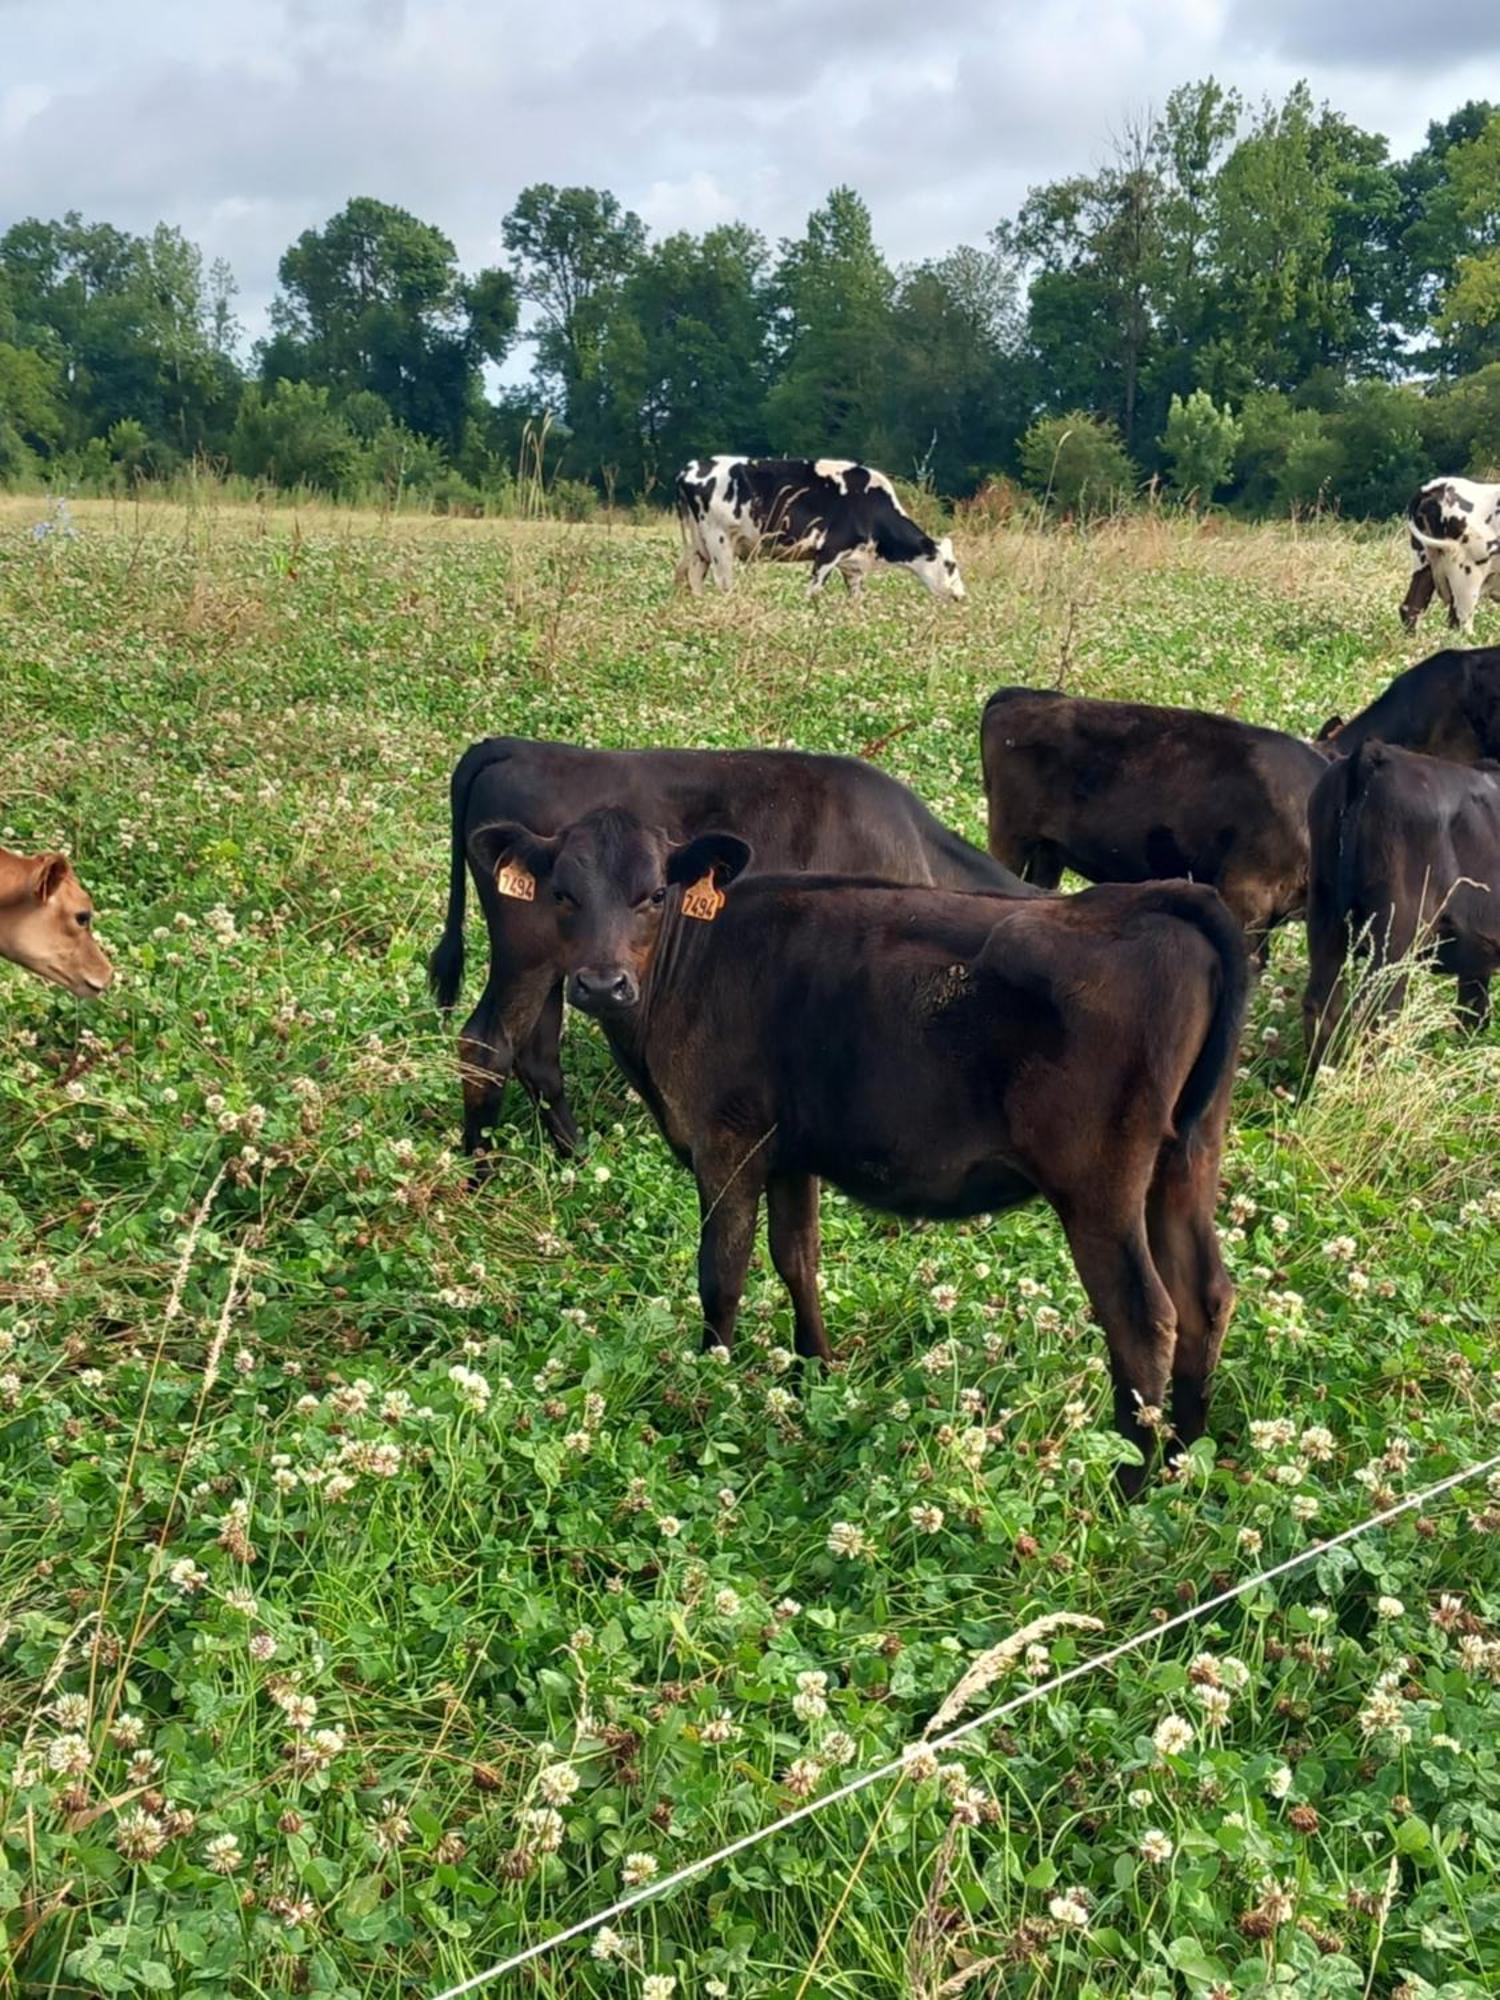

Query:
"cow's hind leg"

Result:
[[767, 1173, 831, 1363], [1147, 1133, 1235, 1457], [1399, 561, 1434, 631], [513, 979, 579, 1156], [1062, 1210, 1178, 1495], [458, 985, 512, 1169]]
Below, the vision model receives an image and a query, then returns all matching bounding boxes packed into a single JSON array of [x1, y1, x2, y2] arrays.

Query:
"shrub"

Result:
[[1161, 391, 1241, 508], [229, 381, 361, 493], [1019, 412, 1138, 518]]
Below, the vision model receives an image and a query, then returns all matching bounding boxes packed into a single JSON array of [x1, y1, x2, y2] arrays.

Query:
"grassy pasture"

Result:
[[2, 495, 1500, 1999]]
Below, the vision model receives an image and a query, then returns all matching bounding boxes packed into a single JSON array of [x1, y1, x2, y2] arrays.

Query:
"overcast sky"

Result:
[[3, 0, 1498, 370]]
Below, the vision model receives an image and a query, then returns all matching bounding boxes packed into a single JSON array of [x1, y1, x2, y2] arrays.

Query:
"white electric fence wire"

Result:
[[433, 1446, 1500, 1997]]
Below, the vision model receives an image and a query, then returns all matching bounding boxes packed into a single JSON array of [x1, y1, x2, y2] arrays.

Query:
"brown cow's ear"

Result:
[[468, 821, 558, 886], [1315, 715, 1343, 743], [667, 832, 753, 890], [30, 854, 70, 902]]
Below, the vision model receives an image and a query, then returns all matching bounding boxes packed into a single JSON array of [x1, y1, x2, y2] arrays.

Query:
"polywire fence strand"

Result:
[[432, 1445, 1500, 1998]]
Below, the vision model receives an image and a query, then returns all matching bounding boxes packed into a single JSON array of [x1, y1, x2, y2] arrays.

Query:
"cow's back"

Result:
[[463, 737, 1023, 891]]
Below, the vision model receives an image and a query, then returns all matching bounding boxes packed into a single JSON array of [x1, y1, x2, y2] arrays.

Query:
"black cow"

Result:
[[674, 456, 965, 599], [982, 688, 1332, 953], [429, 736, 1030, 1158], [1316, 647, 1500, 763], [474, 804, 1248, 1485], [1304, 741, 1500, 1064]]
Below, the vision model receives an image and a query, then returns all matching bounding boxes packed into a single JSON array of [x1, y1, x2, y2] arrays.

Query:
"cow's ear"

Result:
[[1315, 715, 1343, 743], [667, 832, 753, 890], [468, 821, 559, 887], [29, 854, 70, 903]]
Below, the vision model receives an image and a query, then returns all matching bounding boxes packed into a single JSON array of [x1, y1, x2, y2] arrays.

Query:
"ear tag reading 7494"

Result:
[[495, 860, 536, 902], [682, 872, 725, 922]]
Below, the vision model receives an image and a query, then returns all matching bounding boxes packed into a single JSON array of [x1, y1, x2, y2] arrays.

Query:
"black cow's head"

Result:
[[469, 806, 752, 1018]]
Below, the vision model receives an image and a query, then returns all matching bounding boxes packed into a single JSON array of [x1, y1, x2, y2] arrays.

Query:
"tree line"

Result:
[[2, 79, 1498, 519]]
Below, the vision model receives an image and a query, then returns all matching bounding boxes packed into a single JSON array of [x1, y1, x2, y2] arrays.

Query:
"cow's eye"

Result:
[[76, 911, 92, 929], [553, 889, 576, 911], [649, 886, 667, 908]]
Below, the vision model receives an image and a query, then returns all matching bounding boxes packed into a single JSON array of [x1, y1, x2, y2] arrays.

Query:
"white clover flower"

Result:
[[655, 1515, 682, 1539], [699, 1711, 739, 1746], [621, 1851, 658, 1887], [447, 1364, 491, 1413], [204, 1831, 243, 1874], [518, 1806, 565, 1855], [50, 1693, 89, 1731], [713, 1588, 742, 1618], [929, 1284, 959, 1314], [169, 1556, 208, 1594], [1265, 1764, 1293, 1800], [902, 1745, 940, 1784], [538, 1762, 580, 1807], [47, 1733, 92, 1777], [279, 1693, 317, 1731], [1139, 1828, 1174, 1864], [823, 1730, 858, 1765], [591, 1928, 624, 1961], [1152, 1714, 1194, 1759], [1126, 1787, 1154, 1810], [764, 1385, 799, 1417], [1048, 1890, 1090, 1930], [248, 1631, 277, 1662], [1376, 1595, 1405, 1621], [909, 1503, 945, 1533], [782, 1756, 823, 1797], [1300, 1425, 1336, 1462], [109, 1712, 146, 1750], [642, 1978, 677, 2000], [1237, 1526, 1263, 1554], [826, 1521, 870, 1559]]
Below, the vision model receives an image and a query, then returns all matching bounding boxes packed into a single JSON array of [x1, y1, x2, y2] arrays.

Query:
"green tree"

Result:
[[1161, 389, 1241, 505], [1198, 86, 1398, 397], [265, 197, 515, 449], [1389, 101, 1497, 360], [593, 224, 771, 493], [1019, 412, 1138, 517], [882, 239, 1027, 491], [1433, 113, 1500, 370], [1007, 119, 1165, 455], [764, 188, 894, 459], [502, 184, 645, 424]]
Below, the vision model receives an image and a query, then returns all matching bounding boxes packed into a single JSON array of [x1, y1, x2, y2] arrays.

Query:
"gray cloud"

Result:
[[2, 0, 1496, 360]]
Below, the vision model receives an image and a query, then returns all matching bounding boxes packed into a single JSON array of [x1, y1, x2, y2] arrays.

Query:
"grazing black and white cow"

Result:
[[1401, 478, 1500, 632], [674, 456, 965, 601]]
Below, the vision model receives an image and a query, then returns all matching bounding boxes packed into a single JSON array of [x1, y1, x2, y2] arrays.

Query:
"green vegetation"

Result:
[[3, 85, 1500, 515], [2, 501, 1500, 1999]]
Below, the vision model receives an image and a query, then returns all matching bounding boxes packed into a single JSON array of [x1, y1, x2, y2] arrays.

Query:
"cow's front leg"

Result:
[[695, 1160, 765, 1352]]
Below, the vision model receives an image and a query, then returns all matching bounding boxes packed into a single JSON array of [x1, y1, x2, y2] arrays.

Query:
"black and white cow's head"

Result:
[[908, 533, 966, 603]]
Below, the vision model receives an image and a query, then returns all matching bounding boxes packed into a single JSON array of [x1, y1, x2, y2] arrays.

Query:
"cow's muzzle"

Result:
[[569, 966, 640, 1015]]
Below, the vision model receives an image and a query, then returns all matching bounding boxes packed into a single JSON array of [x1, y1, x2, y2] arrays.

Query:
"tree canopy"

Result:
[[3, 83, 1499, 513]]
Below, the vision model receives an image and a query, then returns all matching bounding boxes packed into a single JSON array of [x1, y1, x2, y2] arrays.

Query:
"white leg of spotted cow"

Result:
[[1449, 562, 1488, 632], [708, 532, 737, 595], [807, 560, 839, 598]]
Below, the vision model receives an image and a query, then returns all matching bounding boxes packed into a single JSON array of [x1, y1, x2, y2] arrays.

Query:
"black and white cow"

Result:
[[1402, 477, 1500, 632], [674, 456, 965, 601]]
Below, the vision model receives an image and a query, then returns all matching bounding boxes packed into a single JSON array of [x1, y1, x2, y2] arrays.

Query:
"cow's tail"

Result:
[[428, 737, 513, 1011], [1142, 885, 1251, 1149]]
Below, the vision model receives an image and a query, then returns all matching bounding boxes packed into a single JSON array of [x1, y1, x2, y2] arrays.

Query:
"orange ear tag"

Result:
[[495, 860, 536, 902], [681, 872, 725, 922]]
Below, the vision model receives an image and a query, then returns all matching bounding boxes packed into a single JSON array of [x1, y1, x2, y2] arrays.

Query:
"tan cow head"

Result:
[[0, 853, 114, 999]]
